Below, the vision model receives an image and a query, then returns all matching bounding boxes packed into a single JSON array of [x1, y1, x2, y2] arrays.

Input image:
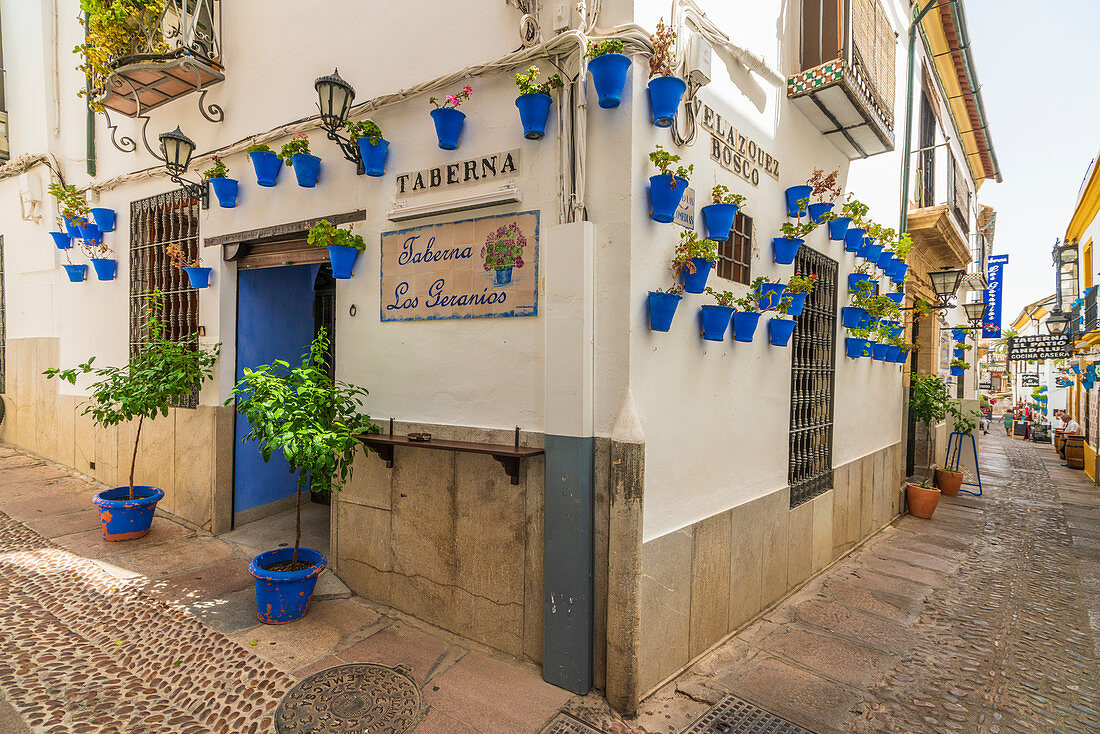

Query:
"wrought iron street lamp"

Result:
[[929, 267, 966, 306], [962, 300, 989, 330], [315, 68, 364, 175], [1046, 310, 1070, 336], [157, 126, 209, 208]]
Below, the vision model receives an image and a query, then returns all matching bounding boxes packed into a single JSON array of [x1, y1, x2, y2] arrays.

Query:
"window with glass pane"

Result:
[[715, 213, 753, 286]]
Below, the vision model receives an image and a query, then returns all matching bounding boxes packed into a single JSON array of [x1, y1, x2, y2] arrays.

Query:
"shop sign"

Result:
[[380, 210, 539, 321], [394, 149, 520, 197], [697, 102, 780, 187], [1006, 334, 1072, 361], [983, 254, 1008, 338], [674, 187, 695, 229], [979, 381, 994, 390], [1021, 374, 1040, 387]]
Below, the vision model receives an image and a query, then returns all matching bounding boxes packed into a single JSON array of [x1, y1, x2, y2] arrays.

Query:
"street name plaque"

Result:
[[1006, 335, 1072, 361]]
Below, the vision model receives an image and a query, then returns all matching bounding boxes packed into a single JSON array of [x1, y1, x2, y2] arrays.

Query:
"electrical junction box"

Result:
[[552, 3, 577, 32], [685, 31, 712, 88]]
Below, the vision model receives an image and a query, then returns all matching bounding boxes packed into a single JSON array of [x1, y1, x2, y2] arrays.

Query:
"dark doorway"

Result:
[[311, 265, 336, 504], [906, 317, 920, 477]]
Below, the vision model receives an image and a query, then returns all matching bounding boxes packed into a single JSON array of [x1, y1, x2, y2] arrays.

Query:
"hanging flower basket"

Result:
[[515, 93, 553, 140], [63, 264, 87, 282], [209, 177, 239, 208], [648, 76, 687, 127], [701, 203, 739, 241], [841, 306, 867, 328], [784, 185, 812, 218], [680, 256, 713, 294], [952, 329, 969, 342], [356, 137, 390, 177], [649, 175, 688, 223], [872, 342, 889, 361], [588, 53, 631, 109], [787, 292, 808, 317], [772, 237, 803, 265], [768, 317, 796, 346], [732, 311, 761, 343], [844, 227, 866, 253], [848, 273, 871, 292], [648, 291, 682, 332], [755, 282, 787, 311], [90, 207, 116, 232], [885, 345, 901, 362], [249, 150, 281, 187], [431, 108, 466, 150], [90, 258, 117, 281], [885, 291, 904, 305], [50, 232, 72, 250], [182, 266, 212, 289], [807, 202, 833, 223], [950, 366, 965, 377], [700, 305, 734, 341], [845, 337, 868, 359], [290, 153, 322, 188], [828, 216, 851, 241]]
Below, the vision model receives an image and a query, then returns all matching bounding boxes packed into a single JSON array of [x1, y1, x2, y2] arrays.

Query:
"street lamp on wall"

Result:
[[315, 68, 364, 175], [157, 127, 209, 209], [962, 300, 989, 330], [929, 267, 966, 306], [1046, 311, 1070, 336]]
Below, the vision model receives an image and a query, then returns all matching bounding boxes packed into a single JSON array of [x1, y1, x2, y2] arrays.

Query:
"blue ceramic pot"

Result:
[[829, 216, 852, 241], [515, 93, 552, 140], [327, 245, 360, 279], [756, 283, 787, 311], [209, 177, 239, 207], [784, 185, 813, 218], [63, 264, 87, 282], [648, 291, 681, 332], [183, 266, 212, 288], [90, 207, 116, 232], [648, 76, 687, 127], [950, 366, 965, 377], [773, 237, 803, 265], [954, 348, 965, 359], [250, 547, 327, 624], [50, 232, 72, 250], [885, 345, 901, 362], [588, 53, 631, 109], [896, 349, 910, 364], [858, 312, 873, 330], [845, 337, 868, 359], [872, 342, 889, 361], [844, 227, 866, 252], [807, 202, 833, 223], [732, 311, 761, 343], [769, 318, 796, 346], [863, 242, 883, 262], [250, 150, 281, 187], [681, 257, 712, 294], [877, 250, 894, 270], [700, 305, 734, 341], [291, 153, 321, 188], [952, 329, 969, 342], [431, 108, 466, 150], [90, 258, 116, 281], [79, 223, 102, 242], [848, 273, 871, 292], [891, 262, 909, 282], [63, 216, 85, 239], [93, 486, 164, 541], [356, 137, 390, 177], [841, 306, 866, 328], [701, 203, 739, 241], [787, 292, 808, 317], [885, 292, 904, 304], [649, 174, 688, 223]]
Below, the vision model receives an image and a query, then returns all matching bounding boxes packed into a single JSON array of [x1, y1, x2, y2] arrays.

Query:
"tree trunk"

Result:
[[293, 482, 302, 565], [129, 415, 144, 500]]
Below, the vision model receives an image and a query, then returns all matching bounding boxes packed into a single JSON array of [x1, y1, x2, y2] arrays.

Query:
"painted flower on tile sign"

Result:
[[481, 222, 527, 272]]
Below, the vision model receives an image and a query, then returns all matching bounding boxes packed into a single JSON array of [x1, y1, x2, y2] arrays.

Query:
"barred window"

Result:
[[129, 190, 200, 408], [715, 213, 753, 285]]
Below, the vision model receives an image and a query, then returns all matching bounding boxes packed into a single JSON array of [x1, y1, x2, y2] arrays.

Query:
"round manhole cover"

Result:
[[275, 663, 423, 734]]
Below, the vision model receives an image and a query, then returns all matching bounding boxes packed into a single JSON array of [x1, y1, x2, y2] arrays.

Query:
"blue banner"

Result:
[[983, 254, 1009, 338]]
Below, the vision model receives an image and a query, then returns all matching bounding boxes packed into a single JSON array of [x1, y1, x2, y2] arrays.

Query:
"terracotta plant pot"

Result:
[[906, 483, 941, 519], [934, 468, 963, 496]]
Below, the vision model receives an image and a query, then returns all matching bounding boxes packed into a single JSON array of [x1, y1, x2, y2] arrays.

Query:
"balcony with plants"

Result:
[[787, 0, 896, 159], [79, 0, 222, 120]]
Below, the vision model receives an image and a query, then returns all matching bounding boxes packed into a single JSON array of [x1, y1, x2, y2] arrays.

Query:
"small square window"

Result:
[[715, 213, 753, 286]]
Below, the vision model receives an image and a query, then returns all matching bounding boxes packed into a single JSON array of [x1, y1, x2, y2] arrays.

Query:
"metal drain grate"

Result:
[[681, 695, 816, 734], [275, 663, 423, 733], [539, 712, 608, 734]]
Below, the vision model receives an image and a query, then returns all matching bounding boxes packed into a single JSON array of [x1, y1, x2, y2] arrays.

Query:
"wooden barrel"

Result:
[[1055, 431, 1066, 455], [1064, 435, 1085, 469]]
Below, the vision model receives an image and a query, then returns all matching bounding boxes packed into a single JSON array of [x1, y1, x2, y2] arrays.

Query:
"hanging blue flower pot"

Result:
[[63, 264, 87, 282], [431, 108, 466, 150], [845, 337, 868, 359], [327, 245, 360, 279], [769, 318, 796, 346], [772, 237, 803, 265], [290, 153, 321, 188], [872, 342, 889, 361], [79, 222, 102, 242], [954, 348, 965, 359], [896, 349, 910, 364], [701, 203, 739, 241], [885, 345, 901, 362], [1071, 365, 1081, 374], [250, 547, 327, 624], [250, 150, 281, 187], [880, 320, 901, 337], [950, 366, 965, 377], [182, 266, 212, 289], [841, 306, 867, 328], [848, 273, 871, 292], [858, 312, 873, 330], [647, 76, 687, 128], [90, 207, 116, 232], [356, 137, 390, 177], [807, 202, 833, 223], [891, 262, 909, 282], [863, 242, 883, 263], [681, 257, 713, 294], [63, 216, 85, 239], [209, 177, 239, 207], [700, 305, 734, 341], [952, 329, 969, 342], [885, 292, 904, 305], [844, 228, 867, 253], [876, 250, 894, 270], [93, 486, 165, 541], [90, 258, 117, 280], [784, 185, 813, 218], [829, 216, 852, 241], [50, 232, 72, 250], [515, 93, 553, 140], [648, 291, 682, 332], [756, 282, 787, 311], [588, 53, 631, 109], [649, 174, 688, 223], [732, 311, 761, 343], [787, 292, 808, 317]]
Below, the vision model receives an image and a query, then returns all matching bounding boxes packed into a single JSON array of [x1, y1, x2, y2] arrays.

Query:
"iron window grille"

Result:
[[129, 190, 200, 408], [789, 246, 838, 507], [715, 213, 753, 285]]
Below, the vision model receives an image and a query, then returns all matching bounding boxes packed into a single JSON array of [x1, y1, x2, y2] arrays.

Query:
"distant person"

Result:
[[1064, 413, 1081, 436], [1053, 411, 1065, 431], [1003, 411, 1013, 436], [979, 413, 990, 434]]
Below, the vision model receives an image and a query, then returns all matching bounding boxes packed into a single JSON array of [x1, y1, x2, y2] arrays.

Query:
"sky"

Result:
[[962, 0, 1100, 324]]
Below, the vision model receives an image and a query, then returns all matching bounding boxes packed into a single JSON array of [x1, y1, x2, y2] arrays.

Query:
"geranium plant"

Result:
[[246, 143, 273, 154], [586, 39, 624, 58], [279, 133, 311, 166], [711, 184, 746, 207], [650, 144, 693, 181], [307, 219, 366, 252], [345, 120, 384, 146], [806, 168, 843, 202], [786, 273, 817, 294], [201, 155, 228, 181], [165, 241, 200, 269], [672, 230, 717, 277], [48, 182, 90, 223], [430, 85, 473, 109], [841, 196, 870, 227], [481, 222, 528, 273], [515, 66, 564, 96], [44, 290, 220, 499], [780, 220, 816, 240], [649, 18, 676, 77]]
